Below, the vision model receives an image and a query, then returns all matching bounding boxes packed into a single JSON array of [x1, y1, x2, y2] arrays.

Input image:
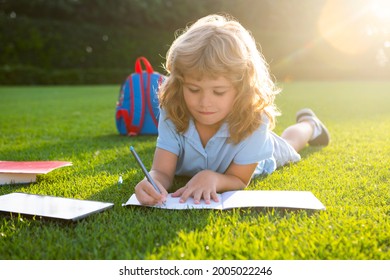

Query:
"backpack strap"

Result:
[[135, 57, 154, 74], [115, 75, 145, 136], [137, 57, 159, 128], [127, 74, 145, 135]]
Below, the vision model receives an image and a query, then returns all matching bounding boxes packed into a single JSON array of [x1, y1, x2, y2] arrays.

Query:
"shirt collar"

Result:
[[183, 118, 230, 139]]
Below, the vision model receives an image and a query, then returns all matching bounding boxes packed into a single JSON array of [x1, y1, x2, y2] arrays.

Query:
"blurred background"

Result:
[[1, 0, 389, 85]]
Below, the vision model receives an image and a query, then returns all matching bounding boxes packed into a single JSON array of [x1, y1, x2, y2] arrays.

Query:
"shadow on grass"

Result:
[[249, 144, 325, 184], [299, 145, 324, 159]]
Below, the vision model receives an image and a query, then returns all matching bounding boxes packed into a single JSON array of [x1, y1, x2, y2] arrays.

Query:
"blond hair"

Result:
[[159, 14, 280, 144]]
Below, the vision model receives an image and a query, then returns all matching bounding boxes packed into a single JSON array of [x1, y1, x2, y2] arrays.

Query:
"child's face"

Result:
[[183, 75, 237, 130]]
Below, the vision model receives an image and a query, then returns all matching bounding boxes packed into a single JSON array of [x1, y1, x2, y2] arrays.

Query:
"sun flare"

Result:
[[370, 0, 390, 21], [318, 0, 390, 55]]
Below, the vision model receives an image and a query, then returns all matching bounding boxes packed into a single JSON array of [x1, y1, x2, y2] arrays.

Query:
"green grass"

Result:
[[0, 81, 389, 260]]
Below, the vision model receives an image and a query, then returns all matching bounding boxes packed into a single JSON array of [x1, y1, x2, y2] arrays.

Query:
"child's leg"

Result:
[[281, 121, 314, 152], [281, 108, 330, 152]]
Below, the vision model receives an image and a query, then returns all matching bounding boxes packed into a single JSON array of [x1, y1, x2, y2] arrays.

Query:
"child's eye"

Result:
[[188, 87, 200, 93], [214, 91, 226, 96]]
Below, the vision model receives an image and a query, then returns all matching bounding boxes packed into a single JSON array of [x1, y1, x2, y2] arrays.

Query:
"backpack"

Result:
[[115, 57, 165, 136]]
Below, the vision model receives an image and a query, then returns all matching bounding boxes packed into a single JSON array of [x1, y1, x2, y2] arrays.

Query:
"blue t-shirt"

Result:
[[156, 109, 300, 177]]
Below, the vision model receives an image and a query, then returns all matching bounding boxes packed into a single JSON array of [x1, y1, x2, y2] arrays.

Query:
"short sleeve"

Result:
[[156, 109, 181, 156], [233, 119, 274, 165]]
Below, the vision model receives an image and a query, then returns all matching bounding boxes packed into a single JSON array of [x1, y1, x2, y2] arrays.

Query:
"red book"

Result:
[[0, 161, 72, 185]]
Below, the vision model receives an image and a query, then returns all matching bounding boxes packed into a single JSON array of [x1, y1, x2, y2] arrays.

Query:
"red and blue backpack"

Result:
[[115, 57, 165, 136]]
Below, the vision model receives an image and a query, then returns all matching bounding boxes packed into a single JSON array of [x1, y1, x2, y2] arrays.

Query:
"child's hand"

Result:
[[135, 178, 167, 206], [172, 170, 220, 204]]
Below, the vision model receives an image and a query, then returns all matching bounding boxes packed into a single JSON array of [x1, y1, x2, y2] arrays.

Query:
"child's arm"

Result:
[[172, 162, 258, 204], [134, 148, 177, 205]]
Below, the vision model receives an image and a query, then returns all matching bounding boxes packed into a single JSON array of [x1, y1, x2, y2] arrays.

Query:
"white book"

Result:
[[122, 190, 326, 210], [0, 192, 114, 221]]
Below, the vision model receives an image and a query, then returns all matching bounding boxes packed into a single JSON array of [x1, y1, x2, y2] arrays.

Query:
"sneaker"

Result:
[[296, 108, 330, 146]]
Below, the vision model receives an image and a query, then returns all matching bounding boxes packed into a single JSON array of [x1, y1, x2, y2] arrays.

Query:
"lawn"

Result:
[[0, 81, 389, 260]]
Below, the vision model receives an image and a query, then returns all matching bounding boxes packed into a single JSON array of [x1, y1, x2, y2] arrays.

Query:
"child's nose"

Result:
[[199, 93, 212, 107]]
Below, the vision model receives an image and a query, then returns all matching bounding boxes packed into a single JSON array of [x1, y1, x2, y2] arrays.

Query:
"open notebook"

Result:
[[0, 193, 114, 221], [123, 190, 326, 210]]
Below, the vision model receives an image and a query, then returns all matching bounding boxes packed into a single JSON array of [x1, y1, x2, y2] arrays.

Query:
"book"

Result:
[[0, 161, 72, 185], [0, 192, 114, 221], [122, 190, 326, 210]]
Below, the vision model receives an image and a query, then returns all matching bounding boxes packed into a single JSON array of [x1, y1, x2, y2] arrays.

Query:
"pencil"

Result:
[[129, 146, 161, 195]]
